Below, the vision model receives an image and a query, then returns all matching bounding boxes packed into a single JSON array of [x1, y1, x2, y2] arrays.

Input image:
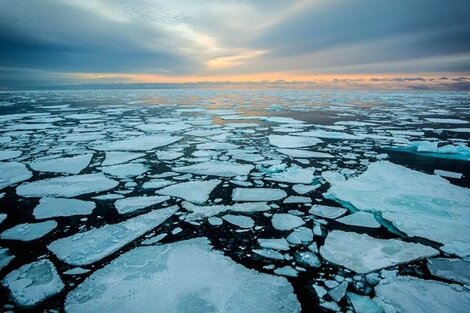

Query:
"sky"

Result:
[[0, 0, 470, 89]]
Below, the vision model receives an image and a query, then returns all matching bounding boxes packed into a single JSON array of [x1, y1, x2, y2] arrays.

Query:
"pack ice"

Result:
[[326, 161, 470, 257], [65, 238, 300, 313]]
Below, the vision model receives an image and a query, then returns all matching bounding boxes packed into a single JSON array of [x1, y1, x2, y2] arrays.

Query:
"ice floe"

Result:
[[114, 195, 170, 214], [326, 161, 470, 257], [2, 259, 64, 307], [33, 197, 95, 219], [94, 135, 182, 151], [336, 212, 381, 228], [101, 152, 145, 166], [17, 174, 119, 198], [1, 221, 57, 241], [309, 204, 347, 219], [48, 206, 178, 265], [222, 214, 254, 228], [0, 162, 32, 190], [232, 188, 287, 201], [271, 214, 305, 231], [268, 135, 322, 148], [320, 230, 438, 273], [183, 201, 270, 220], [157, 180, 220, 203], [173, 161, 253, 177], [427, 258, 470, 285], [30, 154, 93, 174], [65, 237, 300, 313]]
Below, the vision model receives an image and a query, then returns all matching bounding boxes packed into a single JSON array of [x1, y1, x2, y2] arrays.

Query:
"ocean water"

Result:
[[0, 89, 469, 312]]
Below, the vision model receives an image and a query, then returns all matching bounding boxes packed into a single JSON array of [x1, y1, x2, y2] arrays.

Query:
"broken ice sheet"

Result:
[[183, 201, 270, 220], [0, 162, 32, 190], [2, 259, 64, 307], [173, 161, 253, 177], [156, 179, 220, 204], [320, 230, 438, 273], [93, 135, 182, 151], [232, 188, 287, 201], [65, 237, 300, 313], [222, 214, 254, 228], [48, 206, 178, 266], [30, 154, 93, 174], [114, 195, 170, 214], [326, 161, 470, 257]]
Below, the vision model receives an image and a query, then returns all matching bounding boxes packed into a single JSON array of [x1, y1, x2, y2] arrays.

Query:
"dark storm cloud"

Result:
[[0, 0, 196, 73]]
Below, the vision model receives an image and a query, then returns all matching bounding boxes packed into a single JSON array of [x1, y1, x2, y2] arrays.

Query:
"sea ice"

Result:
[[0, 247, 14, 270], [101, 163, 147, 178], [48, 206, 178, 265], [0, 162, 32, 190], [308, 205, 347, 219], [30, 154, 93, 174], [286, 227, 313, 244], [64, 237, 300, 313], [320, 230, 438, 273], [94, 135, 182, 151], [1, 221, 57, 241], [268, 135, 322, 148], [258, 238, 290, 251], [222, 214, 254, 228], [374, 276, 470, 313], [427, 258, 470, 285], [266, 166, 316, 184], [252, 249, 284, 260], [271, 214, 305, 231], [157, 180, 220, 204], [33, 197, 95, 219], [173, 161, 253, 177], [232, 188, 287, 202], [2, 259, 64, 307], [347, 292, 383, 313], [335, 212, 381, 228], [326, 161, 470, 257], [102, 152, 145, 166], [295, 129, 364, 140], [0, 150, 22, 161], [114, 196, 170, 214], [277, 149, 333, 158], [183, 201, 270, 220], [17, 174, 118, 198]]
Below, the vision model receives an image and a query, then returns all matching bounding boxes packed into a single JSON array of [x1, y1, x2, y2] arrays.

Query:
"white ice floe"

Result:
[[292, 184, 320, 195], [114, 196, 170, 214], [136, 122, 190, 132], [142, 179, 175, 189], [295, 251, 321, 268], [232, 188, 287, 202], [0, 213, 6, 224], [17, 174, 118, 198], [336, 212, 381, 228], [2, 259, 64, 307], [196, 142, 239, 150], [284, 196, 311, 204], [427, 258, 470, 285], [326, 161, 470, 257], [274, 266, 298, 277], [308, 205, 347, 219], [157, 180, 220, 204], [30, 154, 93, 174], [271, 214, 305, 231], [403, 141, 470, 161], [425, 118, 469, 124], [173, 161, 253, 177], [101, 163, 147, 178], [295, 130, 364, 140], [434, 169, 463, 179], [0, 248, 15, 270], [65, 237, 300, 313], [0, 150, 22, 161], [33, 197, 95, 219], [252, 249, 284, 260], [183, 201, 270, 220], [266, 166, 316, 184], [48, 206, 178, 266], [258, 238, 290, 251], [222, 214, 254, 228], [1, 221, 57, 241], [346, 292, 383, 313], [268, 135, 322, 148], [0, 162, 32, 190], [102, 152, 145, 166], [208, 217, 223, 226], [286, 227, 313, 244], [94, 135, 182, 151], [277, 149, 334, 158], [156, 151, 183, 160], [320, 230, 438, 273], [374, 276, 470, 313]]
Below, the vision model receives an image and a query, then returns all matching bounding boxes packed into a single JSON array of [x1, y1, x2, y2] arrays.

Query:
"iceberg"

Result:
[[326, 161, 470, 257], [320, 230, 438, 273], [17, 174, 118, 198], [64, 238, 300, 313], [48, 206, 178, 265]]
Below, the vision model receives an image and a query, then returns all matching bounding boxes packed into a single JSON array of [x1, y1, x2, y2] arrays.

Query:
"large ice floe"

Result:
[[320, 230, 438, 273], [268, 135, 322, 148], [1, 221, 57, 241], [0, 162, 32, 190], [93, 135, 182, 151], [114, 195, 169, 214], [156, 180, 220, 203], [173, 161, 253, 177], [48, 206, 178, 265], [374, 276, 470, 313], [17, 174, 119, 198], [326, 161, 470, 257], [33, 197, 96, 219], [183, 201, 270, 220], [65, 238, 300, 313], [30, 154, 93, 174], [232, 188, 287, 201], [2, 259, 64, 307]]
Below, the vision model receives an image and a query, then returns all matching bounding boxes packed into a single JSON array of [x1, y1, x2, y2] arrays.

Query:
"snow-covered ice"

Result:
[[48, 206, 178, 265], [65, 237, 300, 313], [320, 230, 438, 273]]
